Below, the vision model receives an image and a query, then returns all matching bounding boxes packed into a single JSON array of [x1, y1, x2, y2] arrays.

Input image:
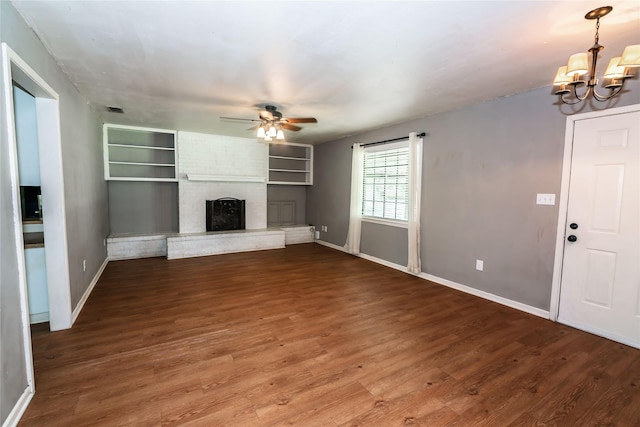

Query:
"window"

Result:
[[361, 143, 409, 222]]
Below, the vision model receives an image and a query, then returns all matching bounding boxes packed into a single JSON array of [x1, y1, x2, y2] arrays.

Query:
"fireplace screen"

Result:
[[206, 198, 246, 232]]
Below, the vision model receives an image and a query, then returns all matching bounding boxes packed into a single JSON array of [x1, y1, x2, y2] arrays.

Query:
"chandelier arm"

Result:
[[591, 83, 625, 102], [560, 84, 592, 105]]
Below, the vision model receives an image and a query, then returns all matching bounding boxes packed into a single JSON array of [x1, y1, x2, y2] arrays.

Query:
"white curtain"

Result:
[[345, 143, 363, 254], [407, 132, 423, 274]]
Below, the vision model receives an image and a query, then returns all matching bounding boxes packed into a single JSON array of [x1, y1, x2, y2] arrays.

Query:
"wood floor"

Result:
[[21, 244, 640, 426]]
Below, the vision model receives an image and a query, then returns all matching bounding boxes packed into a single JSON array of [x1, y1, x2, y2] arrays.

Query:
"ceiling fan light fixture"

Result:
[[552, 6, 638, 105], [221, 106, 317, 142]]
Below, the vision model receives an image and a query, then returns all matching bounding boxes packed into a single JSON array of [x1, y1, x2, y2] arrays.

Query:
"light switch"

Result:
[[536, 193, 556, 206]]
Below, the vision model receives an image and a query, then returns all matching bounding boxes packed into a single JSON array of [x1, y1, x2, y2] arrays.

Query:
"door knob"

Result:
[[569, 223, 578, 229], [567, 235, 577, 242]]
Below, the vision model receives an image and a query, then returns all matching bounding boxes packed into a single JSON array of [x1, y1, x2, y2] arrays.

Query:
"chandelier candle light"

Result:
[[553, 6, 639, 104]]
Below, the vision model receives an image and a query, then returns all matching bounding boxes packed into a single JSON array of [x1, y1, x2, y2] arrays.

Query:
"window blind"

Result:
[[362, 146, 409, 221]]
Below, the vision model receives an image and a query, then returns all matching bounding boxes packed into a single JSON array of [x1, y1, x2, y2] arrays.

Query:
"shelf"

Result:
[[109, 161, 175, 167], [108, 143, 175, 151], [269, 168, 308, 173], [267, 142, 313, 186], [268, 155, 311, 161], [267, 181, 311, 186], [107, 177, 178, 182], [104, 125, 177, 181]]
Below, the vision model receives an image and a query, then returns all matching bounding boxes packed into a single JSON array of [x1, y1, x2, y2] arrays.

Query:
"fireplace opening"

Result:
[[206, 198, 246, 232]]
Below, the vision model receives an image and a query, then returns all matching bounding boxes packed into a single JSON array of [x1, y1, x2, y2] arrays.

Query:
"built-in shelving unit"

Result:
[[103, 124, 178, 181], [268, 142, 313, 185]]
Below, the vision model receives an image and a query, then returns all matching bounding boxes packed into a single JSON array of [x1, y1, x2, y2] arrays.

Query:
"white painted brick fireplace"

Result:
[[178, 131, 268, 233]]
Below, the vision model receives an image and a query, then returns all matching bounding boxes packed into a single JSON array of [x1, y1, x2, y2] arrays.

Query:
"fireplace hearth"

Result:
[[206, 198, 246, 232]]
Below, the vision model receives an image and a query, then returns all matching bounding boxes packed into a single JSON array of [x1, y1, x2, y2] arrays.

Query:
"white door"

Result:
[[559, 110, 640, 348]]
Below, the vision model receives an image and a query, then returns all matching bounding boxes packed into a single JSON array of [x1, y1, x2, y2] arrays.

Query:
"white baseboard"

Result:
[[358, 252, 408, 273], [419, 272, 550, 319], [315, 239, 348, 253], [71, 257, 108, 325], [315, 240, 550, 319], [2, 386, 34, 427]]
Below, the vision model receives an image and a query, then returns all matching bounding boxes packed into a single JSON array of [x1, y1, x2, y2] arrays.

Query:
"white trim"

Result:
[[71, 258, 109, 325], [1, 387, 34, 427], [3, 44, 73, 331], [315, 241, 550, 319], [419, 272, 550, 319], [358, 252, 408, 272], [103, 123, 177, 134], [315, 239, 348, 253], [2, 42, 35, 400], [36, 93, 72, 332], [559, 316, 639, 350], [550, 104, 640, 322]]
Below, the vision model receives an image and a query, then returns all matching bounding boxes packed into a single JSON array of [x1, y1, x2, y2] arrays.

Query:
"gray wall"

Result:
[[308, 83, 640, 311], [108, 182, 179, 234], [1, 2, 108, 422], [267, 185, 307, 225]]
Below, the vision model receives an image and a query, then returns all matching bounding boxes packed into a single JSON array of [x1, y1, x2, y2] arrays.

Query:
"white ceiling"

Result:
[[11, 0, 640, 144]]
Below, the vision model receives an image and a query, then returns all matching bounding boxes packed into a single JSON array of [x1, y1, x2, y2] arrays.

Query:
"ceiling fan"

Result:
[[221, 105, 317, 141]]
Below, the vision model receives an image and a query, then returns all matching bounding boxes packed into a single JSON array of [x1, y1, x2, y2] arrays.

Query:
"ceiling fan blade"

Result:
[[246, 124, 260, 131], [285, 117, 317, 124], [282, 123, 302, 131], [220, 116, 260, 123]]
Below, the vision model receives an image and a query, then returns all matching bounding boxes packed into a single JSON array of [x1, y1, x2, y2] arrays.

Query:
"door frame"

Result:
[[550, 103, 640, 324], [2, 42, 73, 402]]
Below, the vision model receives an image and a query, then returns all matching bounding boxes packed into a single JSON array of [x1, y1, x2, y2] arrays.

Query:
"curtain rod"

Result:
[[352, 132, 426, 149]]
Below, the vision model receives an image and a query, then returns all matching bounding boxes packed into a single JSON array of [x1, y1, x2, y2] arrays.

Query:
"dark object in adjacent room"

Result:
[[20, 186, 42, 220]]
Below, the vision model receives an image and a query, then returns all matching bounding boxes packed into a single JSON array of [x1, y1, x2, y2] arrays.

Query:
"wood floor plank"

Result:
[[19, 244, 640, 426]]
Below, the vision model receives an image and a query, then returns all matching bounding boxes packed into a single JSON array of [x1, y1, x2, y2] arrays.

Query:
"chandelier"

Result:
[[552, 6, 639, 105]]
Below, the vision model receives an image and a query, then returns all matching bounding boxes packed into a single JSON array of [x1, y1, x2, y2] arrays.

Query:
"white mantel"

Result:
[[178, 131, 268, 233]]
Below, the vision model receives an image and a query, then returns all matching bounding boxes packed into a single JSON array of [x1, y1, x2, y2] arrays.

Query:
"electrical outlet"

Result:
[[476, 259, 484, 271], [82, 259, 86, 272], [322, 225, 328, 232]]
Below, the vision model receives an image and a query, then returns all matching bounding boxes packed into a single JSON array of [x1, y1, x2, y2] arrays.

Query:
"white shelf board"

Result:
[[269, 168, 308, 173], [269, 155, 311, 161], [267, 181, 311, 185], [109, 161, 175, 167], [108, 143, 175, 151]]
